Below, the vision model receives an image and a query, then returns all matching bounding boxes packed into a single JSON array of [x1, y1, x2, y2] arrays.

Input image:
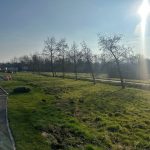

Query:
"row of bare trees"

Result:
[[1, 35, 138, 89], [42, 37, 97, 84], [42, 35, 132, 88]]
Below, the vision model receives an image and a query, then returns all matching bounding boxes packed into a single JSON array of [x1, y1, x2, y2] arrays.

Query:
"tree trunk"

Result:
[[50, 51, 54, 77], [38, 62, 41, 74], [74, 59, 78, 80], [116, 60, 125, 89], [62, 56, 65, 79], [110, 50, 125, 89], [75, 68, 78, 80], [88, 60, 96, 85]]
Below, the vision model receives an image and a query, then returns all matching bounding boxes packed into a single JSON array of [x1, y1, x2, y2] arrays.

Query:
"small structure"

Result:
[[6, 67, 18, 73], [3, 75, 12, 81]]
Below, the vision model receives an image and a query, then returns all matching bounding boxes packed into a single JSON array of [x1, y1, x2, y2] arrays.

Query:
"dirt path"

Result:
[[0, 88, 15, 150], [40, 73, 150, 90]]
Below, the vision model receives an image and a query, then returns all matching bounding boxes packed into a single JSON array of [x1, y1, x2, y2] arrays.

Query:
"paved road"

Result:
[[79, 77, 150, 89], [0, 88, 15, 150], [98, 78, 150, 89], [40, 73, 150, 89]]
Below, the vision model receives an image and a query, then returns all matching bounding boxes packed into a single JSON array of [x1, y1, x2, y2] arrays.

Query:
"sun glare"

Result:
[[138, 0, 150, 36], [137, 0, 150, 79], [138, 0, 150, 19]]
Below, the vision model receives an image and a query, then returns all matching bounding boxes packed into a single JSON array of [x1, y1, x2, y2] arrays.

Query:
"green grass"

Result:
[[0, 72, 150, 150]]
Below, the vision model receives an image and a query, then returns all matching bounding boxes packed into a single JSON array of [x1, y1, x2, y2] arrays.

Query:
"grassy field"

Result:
[[0, 73, 150, 150]]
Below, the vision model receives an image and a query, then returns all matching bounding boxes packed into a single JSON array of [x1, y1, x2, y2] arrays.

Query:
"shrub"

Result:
[[107, 125, 121, 132], [13, 86, 31, 94], [85, 145, 95, 150]]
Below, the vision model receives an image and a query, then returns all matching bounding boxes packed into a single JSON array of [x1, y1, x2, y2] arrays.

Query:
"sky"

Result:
[[0, 0, 150, 62]]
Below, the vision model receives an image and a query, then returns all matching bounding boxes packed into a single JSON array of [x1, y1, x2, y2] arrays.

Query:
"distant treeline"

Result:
[[0, 35, 150, 82]]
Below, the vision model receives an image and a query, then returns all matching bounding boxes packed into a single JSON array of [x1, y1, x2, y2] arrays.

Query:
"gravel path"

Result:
[[0, 88, 15, 150]]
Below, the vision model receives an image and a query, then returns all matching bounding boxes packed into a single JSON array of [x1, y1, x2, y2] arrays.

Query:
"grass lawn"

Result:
[[0, 72, 150, 150]]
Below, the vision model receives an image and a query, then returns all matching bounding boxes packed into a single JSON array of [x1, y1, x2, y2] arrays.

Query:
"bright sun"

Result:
[[138, 0, 150, 21]]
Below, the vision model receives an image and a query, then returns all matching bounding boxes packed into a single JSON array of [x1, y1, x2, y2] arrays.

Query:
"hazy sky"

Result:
[[0, 0, 150, 62]]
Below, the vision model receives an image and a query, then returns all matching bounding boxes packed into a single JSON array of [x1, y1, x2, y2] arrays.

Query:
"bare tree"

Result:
[[19, 55, 31, 65], [31, 53, 41, 73], [19, 55, 32, 71], [81, 41, 96, 84], [43, 37, 56, 77], [68, 42, 82, 80], [56, 38, 68, 78], [98, 35, 132, 89]]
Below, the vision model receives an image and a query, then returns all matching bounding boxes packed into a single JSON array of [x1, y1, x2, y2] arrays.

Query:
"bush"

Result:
[[107, 125, 121, 132], [85, 145, 95, 150], [13, 87, 31, 94]]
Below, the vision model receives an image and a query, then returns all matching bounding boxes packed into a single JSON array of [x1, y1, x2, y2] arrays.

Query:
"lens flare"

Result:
[[138, 0, 150, 46], [138, 0, 150, 79]]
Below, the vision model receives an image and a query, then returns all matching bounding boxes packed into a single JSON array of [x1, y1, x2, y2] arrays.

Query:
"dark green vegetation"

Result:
[[1, 73, 150, 150], [12, 86, 31, 94]]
